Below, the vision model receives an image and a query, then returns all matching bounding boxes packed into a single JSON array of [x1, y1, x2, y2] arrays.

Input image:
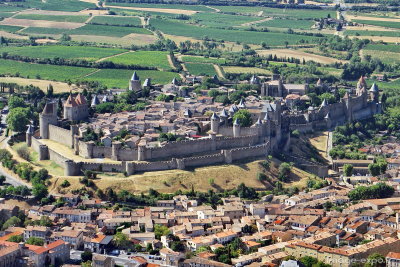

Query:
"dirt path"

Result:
[[239, 17, 272, 27], [213, 64, 224, 79], [167, 54, 176, 69], [205, 5, 220, 12], [81, 69, 100, 78], [85, 15, 95, 23], [96, 50, 132, 63]]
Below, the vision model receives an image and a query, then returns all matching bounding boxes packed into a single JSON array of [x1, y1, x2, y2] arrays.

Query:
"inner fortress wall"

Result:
[[48, 125, 73, 148]]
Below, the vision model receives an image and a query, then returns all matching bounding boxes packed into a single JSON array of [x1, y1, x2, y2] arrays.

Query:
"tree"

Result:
[[343, 164, 353, 176], [46, 84, 54, 97], [0, 175, 5, 185], [278, 163, 292, 182], [26, 237, 44, 246], [61, 180, 70, 188], [6, 107, 31, 133], [81, 250, 93, 262], [7, 235, 23, 243], [300, 256, 318, 267], [2, 216, 22, 230], [8, 96, 25, 109], [113, 232, 131, 249], [368, 163, 380, 176], [154, 224, 170, 239], [32, 183, 48, 199], [233, 109, 252, 127], [365, 253, 385, 267]]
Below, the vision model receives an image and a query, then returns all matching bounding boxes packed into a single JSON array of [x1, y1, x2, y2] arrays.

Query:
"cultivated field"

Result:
[[257, 49, 346, 64], [89, 15, 142, 26], [184, 63, 217, 76], [223, 66, 272, 75], [0, 45, 127, 61], [0, 77, 76, 93], [13, 14, 89, 23], [0, 17, 84, 29], [254, 18, 314, 29], [180, 55, 226, 64], [68, 24, 152, 37], [192, 12, 262, 27], [70, 33, 157, 46], [0, 59, 96, 81], [361, 49, 400, 65], [107, 51, 172, 70], [352, 19, 400, 29], [105, 4, 199, 15], [150, 18, 322, 46]]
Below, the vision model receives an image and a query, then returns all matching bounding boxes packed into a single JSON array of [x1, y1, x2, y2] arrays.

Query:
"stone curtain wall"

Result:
[[49, 125, 73, 148]]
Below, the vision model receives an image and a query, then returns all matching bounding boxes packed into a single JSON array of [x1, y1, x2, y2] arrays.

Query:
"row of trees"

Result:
[[348, 182, 394, 201]]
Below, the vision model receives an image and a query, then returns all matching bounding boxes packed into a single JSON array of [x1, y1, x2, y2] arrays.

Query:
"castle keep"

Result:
[[28, 76, 380, 177]]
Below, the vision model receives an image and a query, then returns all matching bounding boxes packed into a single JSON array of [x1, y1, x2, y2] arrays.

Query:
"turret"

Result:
[[250, 75, 259, 85], [39, 102, 57, 139], [369, 83, 379, 102], [184, 109, 192, 118], [26, 124, 34, 147], [229, 104, 238, 117], [219, 109, 228, 125], [325, 112, 332, 128], [143, 78, 151, 89], [129, 71, 141, 91], [233, 118, 241, 137], [356, 75, 367, 96], [238, 99, 246, 109], [91, 95, 100, 108], [210, 112, 220, 134]]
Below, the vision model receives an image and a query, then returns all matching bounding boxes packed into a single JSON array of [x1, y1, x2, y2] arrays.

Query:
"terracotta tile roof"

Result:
[[75, 93, 87, 105], [64, 94, 78, 107], [0, 231, 23, 242]]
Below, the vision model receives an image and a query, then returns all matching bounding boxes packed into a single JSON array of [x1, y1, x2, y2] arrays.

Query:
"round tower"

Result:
[[39, 102, 57, 139], [210, 112, 220, 134], [233, 118, 241, 137], [129, 71, 142, 92]]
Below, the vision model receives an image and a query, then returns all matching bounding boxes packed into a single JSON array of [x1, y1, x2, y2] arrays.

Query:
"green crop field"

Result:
[[107, 51, 172, 70], [362, 50, 400, 65], [89, 16, 142, 26], [0, 59, 95, 81], [0, 45, 127, 61], [0, 5, 26, 12], [181, 56, 226, 64], [83, 69, 180, 88], [108, 2, 212, 12], [150, 18, 322, 45], [353, 19, 400, 29], [17, 0, 96, 12], [255, 18, 314, 29], [364, 44, 400, 53], [0, 12, 17, 18], [345, 30, 400, 37], [13, 14, 89, 23], [192, 12, 262, 27], [0, 25, 23, 33], [21, 27, 67, 35], [185, 63, 217, 76], [210, 6, 336, 19], [69, 24, 152, 37]]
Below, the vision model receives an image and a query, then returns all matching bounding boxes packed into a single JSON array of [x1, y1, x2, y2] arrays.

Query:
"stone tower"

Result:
[[39, 102, 57, 139], [369, 83, 379, 102], [356, 76, 367, 96], [26, 124, 34, 147], [210, 112, 220, 134], [233, 118, 241, 137], [129, 71, 141, 92], [64, 93, 88, 122]]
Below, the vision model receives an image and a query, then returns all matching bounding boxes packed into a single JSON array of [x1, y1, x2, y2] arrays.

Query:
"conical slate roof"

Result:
[[238, 99, 246, 109], [369, 83, 379, 92], [184, 109, 192, 117], [233, 118, 240, 126], [219, 109, 228, 118], [324, 112, 331, 120], [263, 112, 269, 121], [131, 71, 139, 81], [316, 78, 323, 86], [320, 99, 328, 107], [91, 95, 100, 107], [102, 95, 109, 103], [143, 78, 151, 87], [255, 117, 263, 125], [343, 92, 349, 99], [26, 124, 34, 135], [211, 112, 219, 120], [172, 77, 178, 85]]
